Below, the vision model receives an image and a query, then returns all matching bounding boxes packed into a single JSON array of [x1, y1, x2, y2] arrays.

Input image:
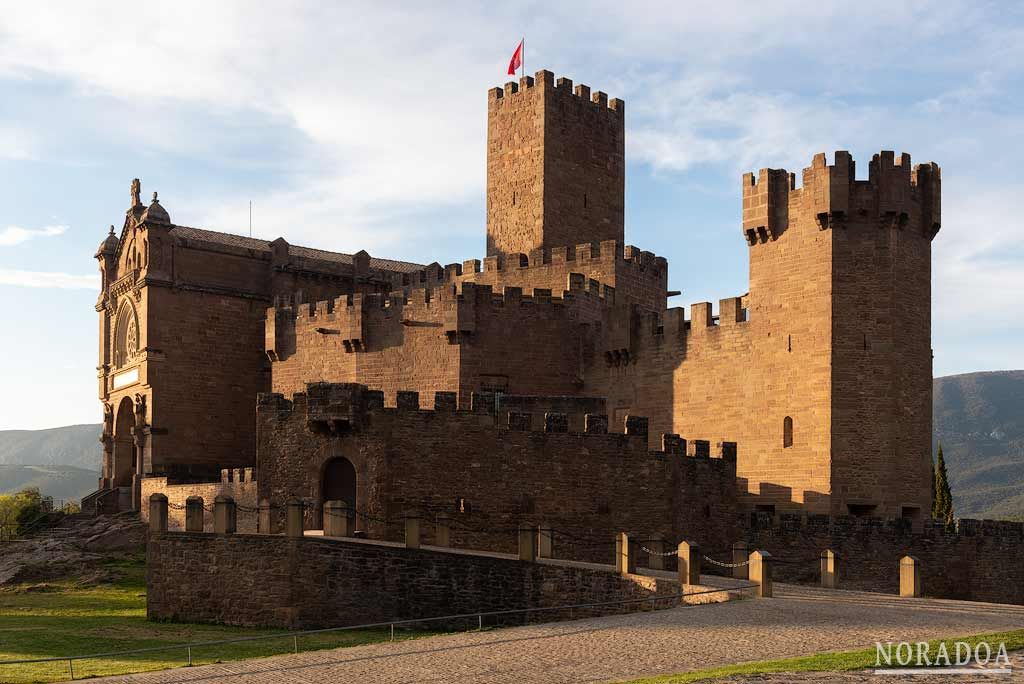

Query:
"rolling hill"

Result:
[[0, 424, 101, 470], [933, 370, 1024, 521], [0, 424, 101, 502], [0, 464, 99, 503]]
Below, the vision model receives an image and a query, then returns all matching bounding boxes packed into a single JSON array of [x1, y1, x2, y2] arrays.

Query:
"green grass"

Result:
[[0, 554, 433, 683], [623, 629, 1024, 683]]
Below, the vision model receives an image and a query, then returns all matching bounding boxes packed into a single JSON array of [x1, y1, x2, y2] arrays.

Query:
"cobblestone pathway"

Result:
[[89, 583, 1024, 684]]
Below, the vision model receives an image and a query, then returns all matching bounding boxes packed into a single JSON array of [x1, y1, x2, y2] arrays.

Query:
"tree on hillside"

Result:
[[933, 444, 955, 527]]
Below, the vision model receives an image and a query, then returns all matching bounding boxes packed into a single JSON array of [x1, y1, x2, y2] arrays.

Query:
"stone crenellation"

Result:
[[258, 383, 738, 463], [742, 150, 941, 246], [91, 66, 974, 611]]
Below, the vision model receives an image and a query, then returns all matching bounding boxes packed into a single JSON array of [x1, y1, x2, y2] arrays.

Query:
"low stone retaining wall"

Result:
[[146, 532, 682, 629], [141, 473, 258, 533], [744, 515, 1024, 604]]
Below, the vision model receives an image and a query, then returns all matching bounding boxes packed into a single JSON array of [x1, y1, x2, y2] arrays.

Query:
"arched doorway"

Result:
[[321, 457, 356, 510], [112, 397, 136, 487]]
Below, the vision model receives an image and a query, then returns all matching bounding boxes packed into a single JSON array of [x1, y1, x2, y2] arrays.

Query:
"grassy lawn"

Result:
[[0, 554, 432, 683], [623, 629, 1024, 683]]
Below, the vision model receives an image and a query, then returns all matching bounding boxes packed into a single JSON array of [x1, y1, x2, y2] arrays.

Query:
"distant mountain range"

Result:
[[0, 424, 101, 470], [0, 464, 98, 503], [0, 372, 1021, 517], [0, 424, 101, 502], [934, 370, 1024, 521]]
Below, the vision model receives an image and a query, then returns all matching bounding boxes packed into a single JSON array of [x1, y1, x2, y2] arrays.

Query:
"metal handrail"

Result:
[[0, 583, 756, 672]]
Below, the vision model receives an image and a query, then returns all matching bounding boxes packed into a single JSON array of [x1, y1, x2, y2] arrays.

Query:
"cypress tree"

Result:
[[933, 444, 954, 526]]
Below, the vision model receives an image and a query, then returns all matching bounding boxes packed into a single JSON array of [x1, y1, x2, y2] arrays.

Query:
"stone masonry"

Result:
[[96, 68, 940, 544]]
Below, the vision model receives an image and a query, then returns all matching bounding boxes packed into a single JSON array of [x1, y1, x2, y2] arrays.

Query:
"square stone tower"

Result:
[[486, 70, 624, 257]]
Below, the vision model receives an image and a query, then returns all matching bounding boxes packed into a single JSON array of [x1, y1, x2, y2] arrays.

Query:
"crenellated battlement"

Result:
[[386, 240, 665, 292], [488, 69, 624, 116], [258, 383, 738, 465], [265, 275, 616, 363], [742, 150, 941, 245]]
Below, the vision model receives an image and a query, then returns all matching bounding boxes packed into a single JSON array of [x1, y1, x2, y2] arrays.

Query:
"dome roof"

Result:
[[141, 192, 171, 224], [94, 226, 119, 258]]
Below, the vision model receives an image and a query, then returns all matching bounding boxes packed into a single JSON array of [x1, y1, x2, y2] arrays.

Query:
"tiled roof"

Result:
[[169, 225, 424, 274]]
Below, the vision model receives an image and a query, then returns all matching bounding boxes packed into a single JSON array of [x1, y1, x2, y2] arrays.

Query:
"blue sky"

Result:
[[1, 2, 1022, 430]]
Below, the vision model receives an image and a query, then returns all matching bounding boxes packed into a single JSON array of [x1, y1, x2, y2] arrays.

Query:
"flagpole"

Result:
[[521, 37, 525, 80]]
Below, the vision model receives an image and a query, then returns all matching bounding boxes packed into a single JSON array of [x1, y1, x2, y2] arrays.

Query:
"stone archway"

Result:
[[321, 457, 357, 511], [112, 396, 136, 488]]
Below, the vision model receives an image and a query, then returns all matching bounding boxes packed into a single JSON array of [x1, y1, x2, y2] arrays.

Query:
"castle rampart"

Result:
[[255, 382, 740, 563], [267, 278, 618, 404]]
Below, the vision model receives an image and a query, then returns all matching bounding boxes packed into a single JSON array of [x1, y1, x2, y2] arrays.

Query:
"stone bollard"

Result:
[[749, 550, 772, 598], [435, 515, 451, 547], [405, 516, 421, 549], [323, 500, 350, 538], [213, 496, 236, 535], [538, 525, 553, 559], [820, 549, 837, 589], [285, 499, 304, 538], [149, 493, 168, 532], [258, 499, 272, 534], [616, 532, 636, 575], [185, 496, 204, 532], [518, 525, 537, 562], [647, 538, 667, 571], [677, 541, 701, 586], [732, 541, 749, 579], [900, 555, 921, 598]]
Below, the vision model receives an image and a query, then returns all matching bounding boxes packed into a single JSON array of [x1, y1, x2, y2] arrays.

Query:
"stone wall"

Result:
[[267, 281, 616, 407], [486, 70, 624, 258], [140, 471, 259, 533], [585, 152, 938, 519], [744, 515, 1024, 605], [256, 384, 740, 564], [146, 532, 681, 629]]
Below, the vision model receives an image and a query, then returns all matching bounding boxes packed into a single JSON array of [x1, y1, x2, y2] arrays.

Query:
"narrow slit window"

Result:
[[783, 416, 794, 448]]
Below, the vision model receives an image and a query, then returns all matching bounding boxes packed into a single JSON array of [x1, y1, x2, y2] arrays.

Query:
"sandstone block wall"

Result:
[[140, 472, 259, 533], [587, 152, 938, 518], [146, 532, 680, 629], [267, 281, 615, 407], [256, 384, 740, 564], [744, 515, 1024, 605], [486, 70, 624, 257]]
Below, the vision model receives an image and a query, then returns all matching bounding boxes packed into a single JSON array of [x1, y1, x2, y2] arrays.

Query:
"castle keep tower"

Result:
[[486, 69, 624, 257], [742, 151, 941, 518]]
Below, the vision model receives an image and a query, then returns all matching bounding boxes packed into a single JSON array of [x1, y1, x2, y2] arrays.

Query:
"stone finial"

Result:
[[900, 555, 921, 598], [131, 178, 141, 208], [678, 541, 701, 586], [749, 550, 772, 598], [820, 549, 837, 589], [148, 493, 168, 532], [518, 525, 537, 562], [731, 541, 749, 580]]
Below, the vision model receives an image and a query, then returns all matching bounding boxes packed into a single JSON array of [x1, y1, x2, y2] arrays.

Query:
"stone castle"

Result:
[[89, 68, 941, 536]]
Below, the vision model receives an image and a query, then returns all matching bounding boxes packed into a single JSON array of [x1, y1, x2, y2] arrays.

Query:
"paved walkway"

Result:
[[89, 582, 1024, 684]]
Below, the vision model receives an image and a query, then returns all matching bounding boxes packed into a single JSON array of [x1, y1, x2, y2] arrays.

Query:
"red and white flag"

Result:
[[507, 39, 523, 76]]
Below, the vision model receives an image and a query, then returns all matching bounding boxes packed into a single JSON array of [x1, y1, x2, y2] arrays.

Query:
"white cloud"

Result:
[[0, 269, 97, 290], [0, 225, 68, 247], [0, 125, 37, 161]]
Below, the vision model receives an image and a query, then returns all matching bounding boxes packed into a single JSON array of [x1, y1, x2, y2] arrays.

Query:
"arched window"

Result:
[[113, 301, 140, 368], [783, 416, 794, 448]]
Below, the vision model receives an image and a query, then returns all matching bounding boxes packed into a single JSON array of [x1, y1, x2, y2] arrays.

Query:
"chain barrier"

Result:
[[702, 555, 751, 568], [155, 497, 816, 567], [639, 545, 678, 557]]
